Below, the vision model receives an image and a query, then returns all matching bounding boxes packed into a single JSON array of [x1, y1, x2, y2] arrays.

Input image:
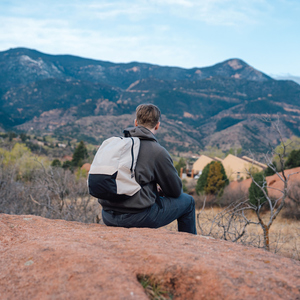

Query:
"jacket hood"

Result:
[[124, 126, 157, 142]]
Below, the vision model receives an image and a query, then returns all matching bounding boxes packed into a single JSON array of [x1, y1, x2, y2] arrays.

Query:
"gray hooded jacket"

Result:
[[99, 126, 182, 213]]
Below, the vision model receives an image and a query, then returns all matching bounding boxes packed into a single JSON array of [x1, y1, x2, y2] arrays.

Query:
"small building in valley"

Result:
[[221, 154, 267, 181], [192, 155, 217, 175], [192, 154, 267, 181]]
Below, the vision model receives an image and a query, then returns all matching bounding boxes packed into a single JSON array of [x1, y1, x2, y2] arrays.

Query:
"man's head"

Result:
[[135, 104, 161, 132]]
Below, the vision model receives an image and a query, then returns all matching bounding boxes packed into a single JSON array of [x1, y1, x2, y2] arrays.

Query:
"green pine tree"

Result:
[[196, 161, 228, 195], [195, 162, 211, 194], [51, 159, 61, 167], [205, 162, 225, 195], [285, 149, 300, 169], [264, 161, 277, 176], [249, 172, 268, 206], [174, 157, 186, 176], [72, 141, 88, 167]]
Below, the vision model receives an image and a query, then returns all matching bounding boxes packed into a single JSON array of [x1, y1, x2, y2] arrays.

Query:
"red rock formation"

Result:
[[1, 214, 299, 299], [62, 155, 73, 162], [81, 163, 91, 173], [228, 167, 300, 201]]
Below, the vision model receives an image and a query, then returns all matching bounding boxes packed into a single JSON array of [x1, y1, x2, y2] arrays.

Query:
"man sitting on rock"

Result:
[[100, 103, 197, 234]]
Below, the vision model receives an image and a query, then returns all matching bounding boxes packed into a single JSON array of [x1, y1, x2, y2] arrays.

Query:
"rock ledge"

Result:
[[0, 214, 299, 299]]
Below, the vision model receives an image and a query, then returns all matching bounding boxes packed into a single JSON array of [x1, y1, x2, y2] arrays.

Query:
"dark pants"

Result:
[[102, 193, 197, 234]]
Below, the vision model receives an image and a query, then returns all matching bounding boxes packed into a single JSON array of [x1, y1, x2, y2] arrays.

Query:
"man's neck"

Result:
[[149, 128, 156, 134], [137, 124, 156, 135]]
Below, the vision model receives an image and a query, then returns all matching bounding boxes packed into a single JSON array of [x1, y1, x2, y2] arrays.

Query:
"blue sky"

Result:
[[1, 0, 300, 79]]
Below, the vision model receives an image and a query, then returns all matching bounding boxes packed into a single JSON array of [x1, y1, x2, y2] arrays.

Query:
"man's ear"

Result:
[[155, 122, 160, 131], [134, 119, 138, 127]]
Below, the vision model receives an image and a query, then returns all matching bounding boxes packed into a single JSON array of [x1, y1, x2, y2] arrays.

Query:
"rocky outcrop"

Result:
[[1, 214, 299, 299]]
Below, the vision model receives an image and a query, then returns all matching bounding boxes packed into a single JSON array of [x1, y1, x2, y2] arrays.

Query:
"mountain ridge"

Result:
[[0, 47, 273, 87], [0, 47, 299, 155]]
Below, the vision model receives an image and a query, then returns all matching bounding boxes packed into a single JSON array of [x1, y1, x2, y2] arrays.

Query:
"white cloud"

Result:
[[0, 16, 149, 61], [66, 0, 271, 26], [148, 0, 271, 25], [151, 0, 194, 7], [85, 3, 149, 20], [73, 1, 154, 22]]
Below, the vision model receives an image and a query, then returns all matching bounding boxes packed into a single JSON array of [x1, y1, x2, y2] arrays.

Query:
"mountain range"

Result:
[[0, 47, 299, 155]]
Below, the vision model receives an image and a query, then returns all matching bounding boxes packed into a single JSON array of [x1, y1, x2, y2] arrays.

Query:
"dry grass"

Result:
[[137, 274, 173, 300], [163, 207, 300, 260]]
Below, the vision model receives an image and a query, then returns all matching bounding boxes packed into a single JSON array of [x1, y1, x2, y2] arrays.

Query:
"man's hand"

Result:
[[157, 185, 165, 196]]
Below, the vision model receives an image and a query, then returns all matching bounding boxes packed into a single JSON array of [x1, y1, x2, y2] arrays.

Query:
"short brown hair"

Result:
[[136, 104, 161, 129]]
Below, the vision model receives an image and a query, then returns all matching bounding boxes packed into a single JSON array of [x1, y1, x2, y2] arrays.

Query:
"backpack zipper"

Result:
[[130, 137, 135, 178]]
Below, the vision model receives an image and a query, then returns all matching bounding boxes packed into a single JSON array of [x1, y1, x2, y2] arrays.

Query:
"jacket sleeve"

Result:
[[154, 147, 182, 198]]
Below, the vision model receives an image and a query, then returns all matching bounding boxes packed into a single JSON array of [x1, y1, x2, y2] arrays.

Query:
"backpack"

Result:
[[88, 136, 141, 202]]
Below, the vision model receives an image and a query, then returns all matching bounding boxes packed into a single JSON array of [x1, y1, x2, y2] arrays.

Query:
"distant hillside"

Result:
[[0, 47, 299, 155]]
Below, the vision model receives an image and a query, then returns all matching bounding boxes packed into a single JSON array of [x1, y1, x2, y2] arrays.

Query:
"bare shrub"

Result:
[[197, 198, 262, 247], [0, 158, 32, 215], [194, 184, 248, 211], [29, 164, 100, 223], [291, 228, 300, 260], [218, 185, 248, 207], [194, 193, 208, 210], [0, 155, 100, 223]]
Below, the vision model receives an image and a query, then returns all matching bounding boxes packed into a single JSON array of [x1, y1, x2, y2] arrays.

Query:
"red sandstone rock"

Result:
[[0, 214, 299, 299], [81, 162, 91, 173], [62, 155, 73, 162]]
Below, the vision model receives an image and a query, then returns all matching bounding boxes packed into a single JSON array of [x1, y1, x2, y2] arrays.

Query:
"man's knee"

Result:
[[189, 195, 195, 210], [181, 193, 195, 209]]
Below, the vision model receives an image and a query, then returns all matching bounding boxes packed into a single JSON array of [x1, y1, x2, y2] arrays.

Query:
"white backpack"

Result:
[[88, 136, 141, 202]]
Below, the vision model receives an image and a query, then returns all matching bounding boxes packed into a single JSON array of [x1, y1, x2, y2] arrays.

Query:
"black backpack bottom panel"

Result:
[[88, 172, 131, 202]]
